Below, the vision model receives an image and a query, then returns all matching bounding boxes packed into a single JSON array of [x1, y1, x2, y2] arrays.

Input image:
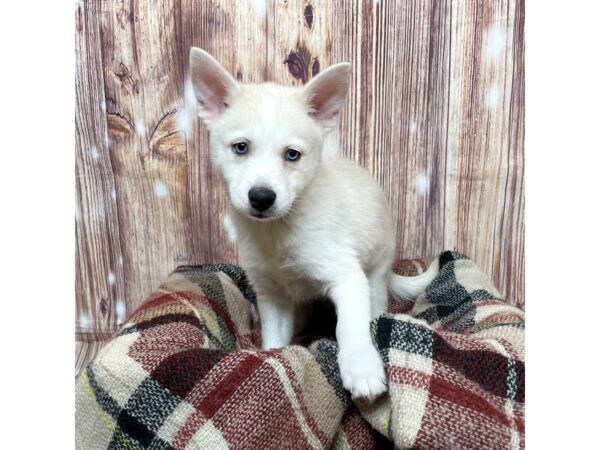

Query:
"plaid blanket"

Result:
[[76, 251, 524, 449]]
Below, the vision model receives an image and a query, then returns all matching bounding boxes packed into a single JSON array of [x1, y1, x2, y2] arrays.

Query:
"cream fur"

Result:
[[189, 48, 438, 400]]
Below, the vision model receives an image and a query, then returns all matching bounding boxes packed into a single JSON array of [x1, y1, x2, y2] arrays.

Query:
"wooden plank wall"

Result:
[[75, 0, 524, 374]]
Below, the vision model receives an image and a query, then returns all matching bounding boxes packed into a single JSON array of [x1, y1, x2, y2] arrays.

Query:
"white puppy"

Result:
[[189, 48, 438, 400]]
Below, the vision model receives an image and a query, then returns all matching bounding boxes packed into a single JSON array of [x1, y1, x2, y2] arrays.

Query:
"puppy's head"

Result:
[[189, 48, 351, 220]]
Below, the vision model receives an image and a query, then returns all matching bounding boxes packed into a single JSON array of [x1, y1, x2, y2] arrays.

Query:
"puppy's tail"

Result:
[[388, 258, 439, 301]]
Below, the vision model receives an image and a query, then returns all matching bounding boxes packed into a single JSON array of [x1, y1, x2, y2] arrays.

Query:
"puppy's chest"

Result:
[[241, 239, 325, 302], [272, 263, 324, 303]]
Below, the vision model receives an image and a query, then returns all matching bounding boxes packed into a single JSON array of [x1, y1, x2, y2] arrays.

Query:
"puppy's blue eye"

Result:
[[285, 148, 301, 162], [232, 142, 249, 155]]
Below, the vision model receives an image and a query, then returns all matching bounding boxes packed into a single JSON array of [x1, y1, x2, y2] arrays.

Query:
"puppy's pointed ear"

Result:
[[302, 63, 352, 129], [189, 47, 240, 124]]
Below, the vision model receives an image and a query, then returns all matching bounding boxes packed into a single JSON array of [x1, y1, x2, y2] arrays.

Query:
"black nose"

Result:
[[248, 187, 277, 212]]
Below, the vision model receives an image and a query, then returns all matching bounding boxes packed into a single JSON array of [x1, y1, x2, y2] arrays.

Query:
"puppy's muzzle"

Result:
[[248, 187, 277, 213]]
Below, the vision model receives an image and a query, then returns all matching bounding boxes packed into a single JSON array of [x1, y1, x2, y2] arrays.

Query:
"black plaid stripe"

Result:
[[424, 261, 470, 308], [438, 251, 468, 267], [470, 289, 502, 302], [190, 272, 229, 310], [434, 290, 502, 331], [108, 427, 145, 450], [108, 423, 171, 450], [441, 304, 476, 332], [419, 254, 500, 330], [415, 307, 440, 325], [433, 299, 477, 332], [86, 364, 123, 420], [124, 377, 181, 432], [180, 270, 240, 350], [178, 264, 257, 305], [512, 359, 525, 403], [119, 311, 226, 352], [312, 339, 352, 407], [109, 377, 180, 449], [118, 325, 139, 337], [374, 316, 434, 364], [87, 365, 172, 449], [506, 358, 518, 402]]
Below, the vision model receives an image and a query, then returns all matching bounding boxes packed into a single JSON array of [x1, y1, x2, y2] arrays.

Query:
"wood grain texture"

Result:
[[444, 0, 524, 307], [75, 0, 525, 370], [76, 339, 111, 378]]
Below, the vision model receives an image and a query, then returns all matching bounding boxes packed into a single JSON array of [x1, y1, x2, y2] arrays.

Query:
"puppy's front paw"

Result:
[[338, 345, 387, 401]]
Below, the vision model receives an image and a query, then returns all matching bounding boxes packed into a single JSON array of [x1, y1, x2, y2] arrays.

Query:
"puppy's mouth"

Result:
[[245, 206, 290, 221], [248, 210, 281, 221], [250, 211, 270, 220]]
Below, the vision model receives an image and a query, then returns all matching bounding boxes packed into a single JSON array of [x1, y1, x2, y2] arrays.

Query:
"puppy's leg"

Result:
[[368, 263, 391, 319], [257, 294, 295, 350], [329, 269, 387, 400]]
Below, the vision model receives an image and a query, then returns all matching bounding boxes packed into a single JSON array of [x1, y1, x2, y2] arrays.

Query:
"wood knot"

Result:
[[114, 63, 139, 94], [304, 3, 314, 29], [312, 57, 320, 77], [99, 298, 108, 317], [284, 46, 314, 84], [148, 109, 186, 163]]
